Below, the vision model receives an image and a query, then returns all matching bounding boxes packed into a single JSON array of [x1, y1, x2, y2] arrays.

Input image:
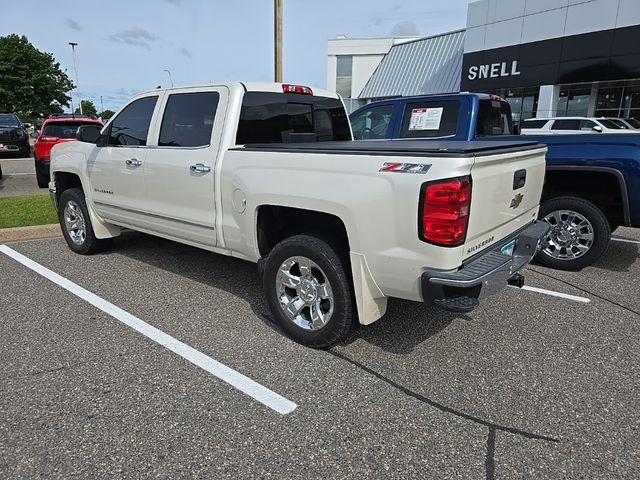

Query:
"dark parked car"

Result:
[[0, 113, 30, 158]]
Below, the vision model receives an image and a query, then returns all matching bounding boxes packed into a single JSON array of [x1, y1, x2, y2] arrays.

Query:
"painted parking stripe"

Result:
[[612, 237, 640, 245], [509, 284, 590, 303], [0, 244, 297, 415]]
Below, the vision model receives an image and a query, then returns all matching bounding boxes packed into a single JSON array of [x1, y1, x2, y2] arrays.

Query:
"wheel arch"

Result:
[[544, 166, 630, 227], [256, 204, 387, 325]]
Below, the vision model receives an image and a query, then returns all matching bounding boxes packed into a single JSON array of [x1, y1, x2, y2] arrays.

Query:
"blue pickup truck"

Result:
[[350, 93, 640, 270]]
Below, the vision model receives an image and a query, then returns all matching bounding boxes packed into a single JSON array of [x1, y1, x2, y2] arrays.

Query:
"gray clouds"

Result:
[[391, 21, 419, 37], [66, 18, 82, 31], [108, 27, 158, 48]]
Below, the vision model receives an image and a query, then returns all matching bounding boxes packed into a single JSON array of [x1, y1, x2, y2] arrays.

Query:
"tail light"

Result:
[[282, 84, 313, 95], [419, 176, 472, 247]]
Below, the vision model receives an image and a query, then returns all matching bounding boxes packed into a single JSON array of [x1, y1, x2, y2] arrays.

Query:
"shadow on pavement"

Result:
[[113, 231, 464, 354]]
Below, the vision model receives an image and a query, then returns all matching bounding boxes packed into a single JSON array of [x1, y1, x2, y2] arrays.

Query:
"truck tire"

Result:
[[263, 234, 354, 348], [58, 187, 112, 255], [35, 160, 48, 188], [536, 196, 610, 271]]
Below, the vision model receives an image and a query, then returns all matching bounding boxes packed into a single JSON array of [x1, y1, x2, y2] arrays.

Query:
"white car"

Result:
[[520, 117, 640, 135], [49, 82, 548, 347]]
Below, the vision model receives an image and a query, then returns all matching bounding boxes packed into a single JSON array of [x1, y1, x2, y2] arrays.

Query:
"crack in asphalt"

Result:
[[327, 348, 560, 443], [530, 267, 640, 317]]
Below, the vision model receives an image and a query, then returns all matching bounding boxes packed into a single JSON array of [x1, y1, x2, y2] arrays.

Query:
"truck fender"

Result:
[[350, 252, 387, 325]]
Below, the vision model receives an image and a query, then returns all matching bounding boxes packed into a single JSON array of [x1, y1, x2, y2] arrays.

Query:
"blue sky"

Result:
[[2, 0, 469, 112]]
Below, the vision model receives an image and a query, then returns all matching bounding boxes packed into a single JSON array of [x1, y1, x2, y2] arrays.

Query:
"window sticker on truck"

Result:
[[408, 107, 443, 131]]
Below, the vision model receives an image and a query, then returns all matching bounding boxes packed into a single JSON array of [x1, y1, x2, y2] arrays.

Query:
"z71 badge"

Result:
[[379, 163, 431, 174]]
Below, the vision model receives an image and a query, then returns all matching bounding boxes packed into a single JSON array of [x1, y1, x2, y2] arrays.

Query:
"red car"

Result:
[[34, 114, 103, 187]]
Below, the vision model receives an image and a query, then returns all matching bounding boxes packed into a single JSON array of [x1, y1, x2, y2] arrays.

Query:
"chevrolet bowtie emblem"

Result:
[[510, 193, 524, 209]]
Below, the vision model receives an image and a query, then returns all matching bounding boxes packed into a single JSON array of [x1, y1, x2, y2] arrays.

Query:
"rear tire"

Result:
[[58, 188, 113, 255], [536, 196, 610, 270], [263, 234, 354, 348]]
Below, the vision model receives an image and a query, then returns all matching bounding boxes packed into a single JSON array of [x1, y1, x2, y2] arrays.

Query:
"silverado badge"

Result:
[[509, 193, 524, 209]]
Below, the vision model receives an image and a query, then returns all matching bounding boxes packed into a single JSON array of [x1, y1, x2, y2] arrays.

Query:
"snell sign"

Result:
[[467, 61, 521, 81]]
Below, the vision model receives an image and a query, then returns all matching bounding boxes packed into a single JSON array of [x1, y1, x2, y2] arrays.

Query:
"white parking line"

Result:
[[5, 173, 34, 176], [510, 284, 590, 303], [612, 237, 640, 245], [0, 244, 297, 415]]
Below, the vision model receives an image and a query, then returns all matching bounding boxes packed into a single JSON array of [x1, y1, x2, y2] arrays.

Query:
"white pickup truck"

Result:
[[49, 82, 549, 347]]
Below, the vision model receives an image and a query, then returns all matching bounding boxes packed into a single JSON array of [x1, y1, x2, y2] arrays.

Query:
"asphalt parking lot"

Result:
[[0, 156, 45, 198], [1, 228, 639, 479]]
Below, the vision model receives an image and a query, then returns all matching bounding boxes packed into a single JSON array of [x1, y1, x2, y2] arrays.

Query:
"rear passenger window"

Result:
[[159, 92, 219, 147], [551, 119, 581, 130], [236, 92, 351, 144], [399, 101, 459, 138], [108, 96, 157, 146]]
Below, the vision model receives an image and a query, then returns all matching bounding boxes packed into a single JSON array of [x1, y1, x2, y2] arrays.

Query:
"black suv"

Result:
[[0, 113, 30, 158]]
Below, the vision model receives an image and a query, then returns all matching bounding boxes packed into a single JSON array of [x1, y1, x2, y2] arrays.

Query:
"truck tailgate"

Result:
[[463, 146, 547, 260]]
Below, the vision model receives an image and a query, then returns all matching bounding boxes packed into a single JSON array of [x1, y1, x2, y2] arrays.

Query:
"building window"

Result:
[[336, 55, 353, 99], [557, 86, 591, 117]]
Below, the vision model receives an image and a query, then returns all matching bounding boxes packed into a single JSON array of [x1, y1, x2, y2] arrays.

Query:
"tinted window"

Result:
[[399, 101, 459, 138], [43, 121, 101, 139], [551, 119, 581, 130], [236, 92, 350, 144], [350, 104, 394, 140], [599, 119, 624, 129], [625, 118, 640, 128], [108, 96, 158, 146], [159, 92, 219, 147], [521, 119, 548, 129], [476, 100, 513, 136]]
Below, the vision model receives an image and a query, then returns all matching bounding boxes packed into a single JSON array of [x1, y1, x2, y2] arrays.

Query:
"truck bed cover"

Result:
[[234, 139, 543, 157]]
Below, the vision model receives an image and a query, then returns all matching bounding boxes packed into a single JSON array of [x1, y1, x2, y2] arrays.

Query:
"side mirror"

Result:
[[77, 125, 102, 144], [592, 125, 603, 133]]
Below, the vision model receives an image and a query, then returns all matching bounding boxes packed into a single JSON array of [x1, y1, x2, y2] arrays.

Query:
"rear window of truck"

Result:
[[43, 121, 100, 138], [236, 92, 351, 144], [475, 99, 513, 136]]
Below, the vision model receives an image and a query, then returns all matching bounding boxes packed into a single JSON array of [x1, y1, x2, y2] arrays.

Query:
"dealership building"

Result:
[[327, 0, 640, 121]]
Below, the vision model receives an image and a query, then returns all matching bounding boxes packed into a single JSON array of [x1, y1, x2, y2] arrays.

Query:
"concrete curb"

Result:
[[0, 224, 61, 243]]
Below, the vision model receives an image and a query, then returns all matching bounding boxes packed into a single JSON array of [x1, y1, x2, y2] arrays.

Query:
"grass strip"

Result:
[[0, 194, 58, 228]]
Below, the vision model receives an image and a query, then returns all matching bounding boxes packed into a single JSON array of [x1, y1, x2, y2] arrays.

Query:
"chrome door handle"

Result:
[[190, 163, 211, 173], [125, 158, 142, 167]]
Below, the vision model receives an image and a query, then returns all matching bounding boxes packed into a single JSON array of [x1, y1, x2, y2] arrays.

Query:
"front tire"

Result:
[[536, 196, 610, 270], [58, 188, 112, 255], [263, 234, 354, 348]]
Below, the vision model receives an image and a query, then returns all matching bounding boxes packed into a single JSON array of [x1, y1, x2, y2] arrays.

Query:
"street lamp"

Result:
[[69, 42, 82, 114], [163, 69, 174, 87]]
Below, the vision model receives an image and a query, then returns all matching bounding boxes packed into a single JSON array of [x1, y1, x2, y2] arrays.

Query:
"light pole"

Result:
[[163, 69, 174, 87], [69, 42, 82, 114], [100, 95, 104, 116], [274, 0, 282, 82]]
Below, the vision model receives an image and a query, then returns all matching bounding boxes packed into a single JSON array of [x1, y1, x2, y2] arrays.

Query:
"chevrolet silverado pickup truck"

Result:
[[351, 93, 640, 270], [49, 83, 548, 347]]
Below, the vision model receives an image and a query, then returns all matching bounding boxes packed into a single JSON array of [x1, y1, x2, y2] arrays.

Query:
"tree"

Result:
[[0, 34, 74, 117], [99, 109, 115, 120], [74, 100, 98, 117]]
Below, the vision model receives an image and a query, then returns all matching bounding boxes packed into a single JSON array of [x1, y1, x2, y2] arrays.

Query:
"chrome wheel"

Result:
[[542, 209, 594, 260], [275, 256, 334, 331], [63, 200, 86, 245]]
